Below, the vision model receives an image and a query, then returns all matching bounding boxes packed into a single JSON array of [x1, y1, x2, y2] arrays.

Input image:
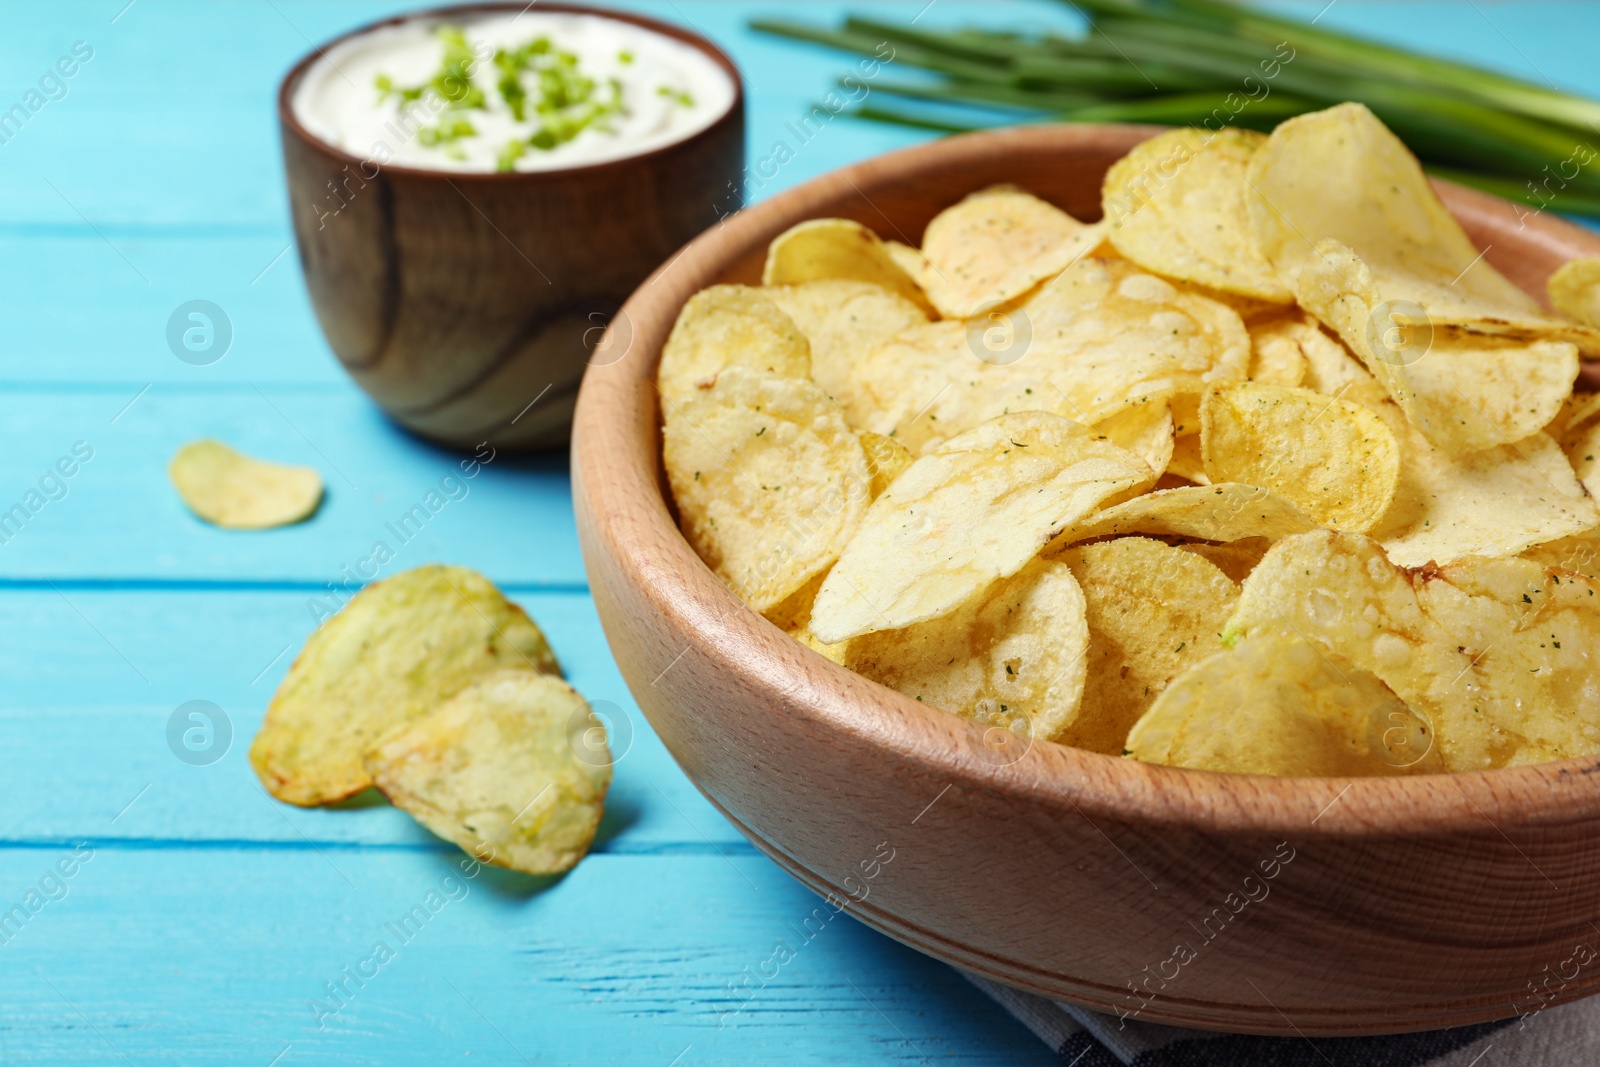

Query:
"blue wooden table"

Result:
[[3, 2, 1597, 1063]]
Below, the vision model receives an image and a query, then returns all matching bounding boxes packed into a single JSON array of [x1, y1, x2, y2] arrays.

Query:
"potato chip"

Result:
[[1052, 483, 1318, 547], [842, 558, 1088, 742], [1295, 239, 1579, 454], [1247, 312, 1322, 387], [1247, 103, 1600, 354], [885, 239, 933, 290], [1549, 257, 1600, 328], [663, 367, 870, 613], [365, 670, 610, 875], [844, 258, 1249, 455], [1201, 381, 1400, 532], [810, 412, 1153, 643], [761, 218, 935, 315], [1103, 127, 1292, 303], [1226, 530, 1600, 769], [1550, 390, 1600, 445], [919, 185, 1106, 317], [859, 431, 914, 497], [1564, 419, 1600, 498], [250, 565, 562, 806], [1092, 398, 1173, 478], [656, 286, 811, 404], [1165, 435, 1209, 484], [1054, 537, 1238, 755], [1523, 529, 1600, 581], [1126, 629, 1442, 776], [764, 280, 928, 403], [1415, 556, 1600, 767], [169, 440, 323, 529], [1178, 537, 1271, 583], [1367, 400, 1598, 567]]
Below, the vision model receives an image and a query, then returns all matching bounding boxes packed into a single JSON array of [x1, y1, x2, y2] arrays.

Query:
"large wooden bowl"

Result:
[[572, 124, 1600, 1036]]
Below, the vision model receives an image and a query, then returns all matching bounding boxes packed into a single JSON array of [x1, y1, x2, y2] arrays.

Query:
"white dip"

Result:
[[291, 11, 735, 172]]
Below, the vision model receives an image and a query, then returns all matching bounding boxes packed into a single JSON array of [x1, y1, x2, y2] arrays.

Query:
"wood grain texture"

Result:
[[279, 3, 746, 449], [573, 121, 1600, 1036]]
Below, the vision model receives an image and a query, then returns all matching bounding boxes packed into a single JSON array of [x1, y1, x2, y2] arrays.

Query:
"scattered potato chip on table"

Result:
[[170, 439, 323, 529], [250, 564, 561, 806], [365, 670, 611, 876]]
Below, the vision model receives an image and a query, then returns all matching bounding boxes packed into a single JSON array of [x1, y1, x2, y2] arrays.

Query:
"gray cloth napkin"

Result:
[[962, 970, 1600, 1065]]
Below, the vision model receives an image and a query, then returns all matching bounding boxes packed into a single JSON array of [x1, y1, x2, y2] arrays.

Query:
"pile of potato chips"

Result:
[[660, 102, 1600, 777], [250, 565, 612, 873]]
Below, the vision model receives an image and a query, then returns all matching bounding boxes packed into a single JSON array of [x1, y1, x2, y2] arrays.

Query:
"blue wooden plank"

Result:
[[0, 232, 344, 384], [0, 849, 1056, 1066], [0, 587, 749, 848], [0, 389, 584, 583]]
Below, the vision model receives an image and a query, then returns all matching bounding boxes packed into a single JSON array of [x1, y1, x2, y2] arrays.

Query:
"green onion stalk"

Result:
[[751, 1, 1600, 218]]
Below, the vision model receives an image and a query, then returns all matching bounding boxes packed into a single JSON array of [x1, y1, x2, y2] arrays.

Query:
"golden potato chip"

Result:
[[1092, 398, 1173, 478], [169, 440, 323, 529], [764, 280, 928, 403], [1523, 529, 1600, 581], [1247, 312, 1323, 387], [1054, 537, 1238, 755], [842, 558, 1088, 742], [250, 565, 562, 806], [1103, 127, 1292, 303], [1564, 419, 1600, 498], [1549, 257, 1600, 328], [859, 431, 913, 497], [663, 367, 869, 614], [1226, 530, 1600, 769], [761, 218, 935, 315], [1201, 381, 1400, 532], [1178, 537, 1271, 583], [1053, 483, 1319, 548], [1023, 258, 1252, 393], [810, 412, 1153, 643], [1165, 435, 1209, 484], [1550, 390, 1600, 445], [365, 670, 610, 875], [656, 285, 810, 404], [844, 258, 1249, 455], [919, 185, 1105, 317], [835, 321, 1046, 456], [885, 239, 933, 290], [1295, 239, 1578, 454], [1127, 629, 1442, 776], [1414, 556, 1600, 767], [1247, 103, 1600, 353], [1367, 400, 1598, 567]]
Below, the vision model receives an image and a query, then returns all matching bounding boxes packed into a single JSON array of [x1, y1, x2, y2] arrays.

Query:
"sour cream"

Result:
[[291, 11, 735, 173]]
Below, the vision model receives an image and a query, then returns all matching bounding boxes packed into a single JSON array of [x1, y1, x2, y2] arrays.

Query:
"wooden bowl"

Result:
[[278, 2, 743, 450], [572, 124, 1600, 1036]]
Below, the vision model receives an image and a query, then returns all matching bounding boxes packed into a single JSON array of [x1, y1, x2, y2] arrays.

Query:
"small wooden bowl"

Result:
[[278, 3, 743, 450], [573, 124, 1600, 1036]]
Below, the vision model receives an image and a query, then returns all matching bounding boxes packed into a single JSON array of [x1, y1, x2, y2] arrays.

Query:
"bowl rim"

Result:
[[573, 121, 1600, 842], [275, 0, 744, 183]]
